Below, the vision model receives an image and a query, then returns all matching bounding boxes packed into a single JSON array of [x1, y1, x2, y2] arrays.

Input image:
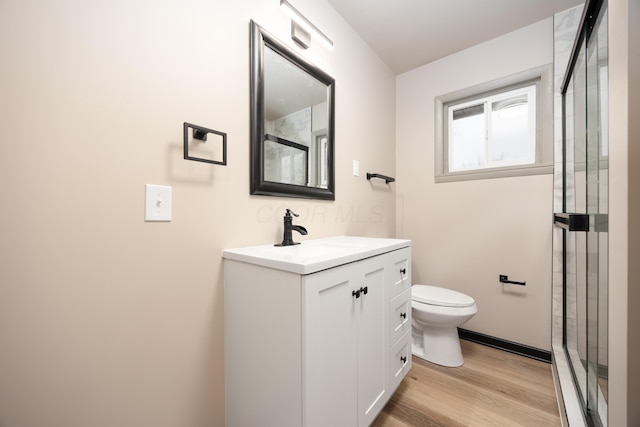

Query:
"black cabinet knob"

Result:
[[400, 268, 406, 275], [400, 312, 407, 319], [352, 287, 369, 299], [400, 356, 407, 364]]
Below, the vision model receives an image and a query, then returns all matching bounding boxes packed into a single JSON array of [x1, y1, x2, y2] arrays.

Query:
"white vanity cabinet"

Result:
[[223, 237, 411, 427]]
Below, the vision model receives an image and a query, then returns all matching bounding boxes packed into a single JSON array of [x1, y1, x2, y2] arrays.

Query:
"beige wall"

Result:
[[396, 19, 554, 351], [0, 1, 396, 426], [609, 0, 640, 424]]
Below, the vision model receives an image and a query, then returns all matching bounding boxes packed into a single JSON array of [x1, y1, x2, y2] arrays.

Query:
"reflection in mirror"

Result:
[[264, 134, 308, 186], [250, 20, 335, 200]]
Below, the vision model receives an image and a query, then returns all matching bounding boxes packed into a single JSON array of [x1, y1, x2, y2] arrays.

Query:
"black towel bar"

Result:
[[366, 173, 395, 183]]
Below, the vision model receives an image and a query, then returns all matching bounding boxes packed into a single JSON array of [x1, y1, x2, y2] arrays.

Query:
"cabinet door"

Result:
[[356, 256, 387, 427], [303, 265, 358, 427]]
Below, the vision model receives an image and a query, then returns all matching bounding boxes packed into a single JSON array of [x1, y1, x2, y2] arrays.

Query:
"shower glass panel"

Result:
[[586, 6, 608, 422], [565, 49, 588, 410], [561, 1, 608, 425]]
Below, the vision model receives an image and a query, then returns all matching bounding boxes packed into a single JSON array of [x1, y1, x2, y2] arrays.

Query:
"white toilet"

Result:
[[411, 284, 478, 367]]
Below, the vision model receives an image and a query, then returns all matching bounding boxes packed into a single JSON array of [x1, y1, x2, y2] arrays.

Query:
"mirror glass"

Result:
[[250, 21, 335, 200]]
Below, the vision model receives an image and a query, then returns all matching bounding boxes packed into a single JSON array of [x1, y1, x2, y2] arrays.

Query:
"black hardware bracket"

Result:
[[183, 122, 227, 165], [499, 275, 526, 286], [366, 173, 395, 183], [553, 213, 589, 232], [193, 128, 208, 141]]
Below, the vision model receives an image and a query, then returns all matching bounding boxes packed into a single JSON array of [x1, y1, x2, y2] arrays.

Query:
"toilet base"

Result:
[[412, 326, 464, 367]]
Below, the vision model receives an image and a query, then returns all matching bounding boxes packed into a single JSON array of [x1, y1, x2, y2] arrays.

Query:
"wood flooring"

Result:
[[372, 340, 561, 427]]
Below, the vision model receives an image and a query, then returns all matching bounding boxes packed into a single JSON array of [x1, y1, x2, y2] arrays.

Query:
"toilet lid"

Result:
[[412, 285, 475, 308]]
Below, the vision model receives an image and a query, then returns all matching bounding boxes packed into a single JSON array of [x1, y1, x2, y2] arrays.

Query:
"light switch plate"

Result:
[[353, 160, 360, 177], [145, 184, 172, 221]]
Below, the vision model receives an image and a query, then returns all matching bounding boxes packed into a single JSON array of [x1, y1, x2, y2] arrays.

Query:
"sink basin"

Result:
[[223, 236, 411, 274]]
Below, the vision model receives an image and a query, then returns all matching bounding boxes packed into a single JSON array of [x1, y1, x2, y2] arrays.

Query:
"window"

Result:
[[435, 65, 553, 182], [448, 85, 536, 171]]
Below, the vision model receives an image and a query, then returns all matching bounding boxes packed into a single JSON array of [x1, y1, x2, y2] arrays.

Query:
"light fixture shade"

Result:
[[280, 0, 333, 49]]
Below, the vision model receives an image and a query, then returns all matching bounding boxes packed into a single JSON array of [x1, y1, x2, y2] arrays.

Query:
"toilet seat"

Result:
[[412, 285, 475, 308]]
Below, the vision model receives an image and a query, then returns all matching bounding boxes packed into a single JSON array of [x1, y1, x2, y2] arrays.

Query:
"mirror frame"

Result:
[[250, 20, 335, 200]]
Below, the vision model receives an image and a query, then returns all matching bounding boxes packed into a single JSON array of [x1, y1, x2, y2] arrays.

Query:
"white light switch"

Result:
[[353, 160, 360, 177], [145, 184, 172, 221]]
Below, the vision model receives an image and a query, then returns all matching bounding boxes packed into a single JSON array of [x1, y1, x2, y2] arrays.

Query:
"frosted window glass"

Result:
[[449, 107, 486, 171], [490, 98, 534, 166], [447, 85, 536, 173]]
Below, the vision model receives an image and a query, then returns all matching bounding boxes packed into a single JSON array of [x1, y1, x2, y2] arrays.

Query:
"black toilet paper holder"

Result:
[[499, 275, 526, 286]]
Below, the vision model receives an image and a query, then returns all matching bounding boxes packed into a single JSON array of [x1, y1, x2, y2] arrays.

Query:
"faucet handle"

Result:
[[285, 209, 299, 217]]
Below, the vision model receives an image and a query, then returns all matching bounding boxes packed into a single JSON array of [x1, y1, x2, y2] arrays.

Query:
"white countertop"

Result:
[[222, 236, 411, 274]]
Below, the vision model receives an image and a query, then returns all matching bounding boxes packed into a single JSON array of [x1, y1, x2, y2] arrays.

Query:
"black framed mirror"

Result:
[[250, 20, 335, 200]]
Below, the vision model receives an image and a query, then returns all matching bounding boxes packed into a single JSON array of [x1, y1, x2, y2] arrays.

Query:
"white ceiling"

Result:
[[326, 0, 584, 74]]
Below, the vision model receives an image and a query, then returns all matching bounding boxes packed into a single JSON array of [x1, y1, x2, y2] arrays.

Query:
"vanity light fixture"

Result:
[[280, 0, 334, 50]]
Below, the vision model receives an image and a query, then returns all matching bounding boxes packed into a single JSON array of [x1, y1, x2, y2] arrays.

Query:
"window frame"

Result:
[[434, 65, 554, 183]]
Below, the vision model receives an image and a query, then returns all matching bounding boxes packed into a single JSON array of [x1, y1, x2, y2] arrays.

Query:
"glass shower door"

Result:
[[560, 1, 608, 425], [585, 6, 608, 423]]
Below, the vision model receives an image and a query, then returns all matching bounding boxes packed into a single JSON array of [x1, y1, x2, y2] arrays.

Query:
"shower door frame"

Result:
[[557, 0, 608, 425]]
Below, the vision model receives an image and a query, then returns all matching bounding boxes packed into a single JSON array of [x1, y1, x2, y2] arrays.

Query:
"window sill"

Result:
[[435, 163, 553, 183]]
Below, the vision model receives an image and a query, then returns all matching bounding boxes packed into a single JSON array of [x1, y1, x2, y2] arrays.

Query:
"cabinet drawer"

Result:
[[388, 331, 412, 391], [388, 288, 411, 347], [387, 247, 411, 299]]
